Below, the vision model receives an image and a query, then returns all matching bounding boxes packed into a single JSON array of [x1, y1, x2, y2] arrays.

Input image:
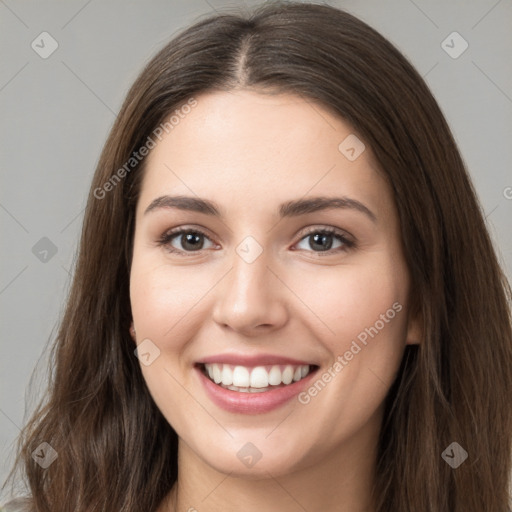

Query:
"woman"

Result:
[[2, 2, 511, 511]]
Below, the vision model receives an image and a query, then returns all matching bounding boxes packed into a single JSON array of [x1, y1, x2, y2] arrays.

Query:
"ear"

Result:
[[405, 309, 422, 345], [129, 322, 137, 343]]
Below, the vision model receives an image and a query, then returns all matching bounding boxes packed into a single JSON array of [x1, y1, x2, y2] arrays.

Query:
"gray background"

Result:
[[1, 0, 511, 496]]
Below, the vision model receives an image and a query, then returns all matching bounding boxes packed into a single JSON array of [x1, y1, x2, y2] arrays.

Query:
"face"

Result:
[[129, 89, 420, 478]]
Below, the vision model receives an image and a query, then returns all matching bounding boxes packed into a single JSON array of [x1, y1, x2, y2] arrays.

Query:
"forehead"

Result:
[[137, 90, 392, 220]]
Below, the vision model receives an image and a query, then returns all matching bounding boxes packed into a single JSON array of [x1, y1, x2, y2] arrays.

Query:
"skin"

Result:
[[129, 89, 421, 512]]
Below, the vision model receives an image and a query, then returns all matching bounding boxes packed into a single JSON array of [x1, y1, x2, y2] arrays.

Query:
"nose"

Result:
[[211, 247, 289, 337]]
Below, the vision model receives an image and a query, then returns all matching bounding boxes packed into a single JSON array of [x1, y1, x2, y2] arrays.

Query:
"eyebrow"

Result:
[[143, 195, 377, 222]]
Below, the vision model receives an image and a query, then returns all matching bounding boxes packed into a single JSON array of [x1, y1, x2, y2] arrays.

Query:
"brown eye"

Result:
[[174, 232, 205, 251], [295, 228, 355, 254], [157, 228, 215, 255]]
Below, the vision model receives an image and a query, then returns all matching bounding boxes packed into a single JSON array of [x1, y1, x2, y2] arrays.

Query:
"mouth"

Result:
[[196, 362, 320, 393], [194, 353, 321, 413]]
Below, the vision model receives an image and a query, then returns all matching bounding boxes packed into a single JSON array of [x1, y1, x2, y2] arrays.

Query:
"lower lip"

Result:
[[196, 365, 318, 414]]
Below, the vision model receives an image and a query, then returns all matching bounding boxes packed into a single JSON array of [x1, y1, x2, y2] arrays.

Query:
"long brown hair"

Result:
[[3, 2, 511, 511]]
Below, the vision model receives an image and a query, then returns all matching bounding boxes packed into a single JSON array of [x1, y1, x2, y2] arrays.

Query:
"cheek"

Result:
[[129, 255, 212, 429], [129, 253, 209, 340], [291, 258, 409, 348], [291, 264, 409, 438]]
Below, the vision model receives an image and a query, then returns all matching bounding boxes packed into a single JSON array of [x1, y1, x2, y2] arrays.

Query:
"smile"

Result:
[[195, 357, 320, 414], [200, 363, 314, 392]]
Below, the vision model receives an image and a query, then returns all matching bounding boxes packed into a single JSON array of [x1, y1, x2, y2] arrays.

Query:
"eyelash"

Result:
[[156, 226, 356, 257]]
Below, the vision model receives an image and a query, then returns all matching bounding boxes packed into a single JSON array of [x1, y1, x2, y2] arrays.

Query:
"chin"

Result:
[[192, 436, 308, 478]]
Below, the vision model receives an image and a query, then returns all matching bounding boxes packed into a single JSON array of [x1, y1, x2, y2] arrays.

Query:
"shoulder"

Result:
[[0, 498, 34, 512]]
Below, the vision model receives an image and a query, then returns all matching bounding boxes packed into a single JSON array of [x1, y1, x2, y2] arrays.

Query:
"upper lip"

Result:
[[197, 353, 317, 367]]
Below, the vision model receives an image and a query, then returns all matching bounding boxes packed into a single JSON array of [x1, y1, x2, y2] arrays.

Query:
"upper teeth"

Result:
[[204, 363, 311, 388]]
